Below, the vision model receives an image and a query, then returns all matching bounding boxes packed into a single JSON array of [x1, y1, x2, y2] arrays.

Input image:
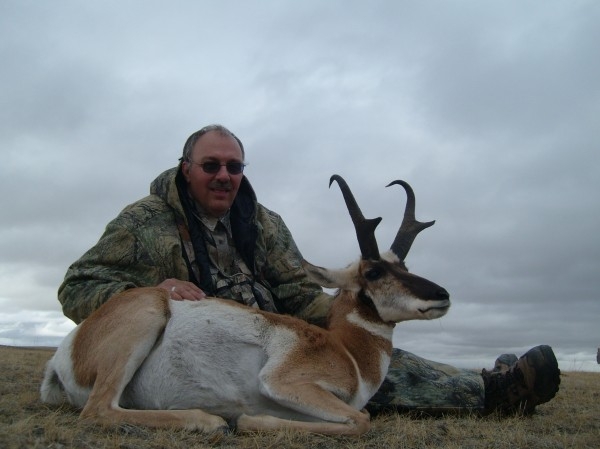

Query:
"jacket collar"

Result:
[[150, 166, 258, 222]]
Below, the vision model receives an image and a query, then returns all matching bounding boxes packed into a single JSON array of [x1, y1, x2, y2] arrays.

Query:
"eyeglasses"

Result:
[[188, 161, 246, 175]]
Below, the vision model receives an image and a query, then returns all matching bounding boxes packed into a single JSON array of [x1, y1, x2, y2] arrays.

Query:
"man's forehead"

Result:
[[192, 131, 243, 158]]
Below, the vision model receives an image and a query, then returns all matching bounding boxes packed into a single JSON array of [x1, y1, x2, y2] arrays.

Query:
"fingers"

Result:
[[157, 279, 206, 301]]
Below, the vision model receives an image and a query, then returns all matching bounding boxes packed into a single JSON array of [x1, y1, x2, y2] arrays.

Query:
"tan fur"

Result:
[[42, 255, 449, 435], [71, 289, 219, 431], [73, 288, 171, 387], [56, 287, 390, 434], [43, 253, 448, 436]]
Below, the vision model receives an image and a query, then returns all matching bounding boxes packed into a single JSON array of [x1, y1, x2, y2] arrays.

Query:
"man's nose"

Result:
[[214, 165, 230, 179]]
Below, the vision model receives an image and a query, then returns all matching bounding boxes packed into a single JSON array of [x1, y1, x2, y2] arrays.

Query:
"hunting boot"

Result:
[[489, 353, 518, 373], [482, 345, 560, 415]]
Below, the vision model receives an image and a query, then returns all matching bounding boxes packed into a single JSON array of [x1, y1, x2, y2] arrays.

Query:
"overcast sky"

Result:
[[1, 1, 599, 372]]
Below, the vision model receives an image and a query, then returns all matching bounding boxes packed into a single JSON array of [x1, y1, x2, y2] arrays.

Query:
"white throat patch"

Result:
[[346, 310, 394, 340]]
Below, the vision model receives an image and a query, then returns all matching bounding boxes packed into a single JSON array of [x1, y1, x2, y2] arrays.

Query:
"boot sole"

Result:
[[528, 345, 561, 403]]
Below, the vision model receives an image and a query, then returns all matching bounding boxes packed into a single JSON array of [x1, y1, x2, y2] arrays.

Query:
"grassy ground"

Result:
[[1, 345, 598, 449]]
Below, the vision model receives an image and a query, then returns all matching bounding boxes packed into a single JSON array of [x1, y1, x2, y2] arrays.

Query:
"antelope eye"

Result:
[[365, 267, 384, 281]]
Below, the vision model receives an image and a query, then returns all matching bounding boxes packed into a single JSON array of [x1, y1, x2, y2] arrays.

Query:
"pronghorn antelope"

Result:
[[41, 175, 450, 436]]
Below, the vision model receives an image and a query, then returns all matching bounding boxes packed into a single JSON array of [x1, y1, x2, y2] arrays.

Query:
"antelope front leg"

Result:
[[236, 384, 371, 436], [237, 410, 370, 436]]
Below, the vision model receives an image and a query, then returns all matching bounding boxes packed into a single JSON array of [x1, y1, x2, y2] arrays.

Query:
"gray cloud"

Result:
[[1, 0, 598, 371]]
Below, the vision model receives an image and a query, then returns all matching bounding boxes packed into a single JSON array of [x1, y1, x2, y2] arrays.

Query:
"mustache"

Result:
[[209, 181, 232, 190]]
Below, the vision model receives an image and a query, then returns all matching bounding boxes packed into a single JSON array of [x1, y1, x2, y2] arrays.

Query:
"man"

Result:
[[58, 124, 560, 416]]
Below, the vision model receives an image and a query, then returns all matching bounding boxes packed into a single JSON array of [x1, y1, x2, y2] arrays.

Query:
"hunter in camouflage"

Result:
[[59, 166, 332, 325], [58, 124, 560, 416]]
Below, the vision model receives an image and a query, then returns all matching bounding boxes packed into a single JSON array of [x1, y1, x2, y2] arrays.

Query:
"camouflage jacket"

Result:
[[58, 167, 333, 324]]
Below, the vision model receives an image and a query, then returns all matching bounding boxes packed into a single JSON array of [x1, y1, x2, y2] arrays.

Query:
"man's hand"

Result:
[[157, 279, 206, 301]]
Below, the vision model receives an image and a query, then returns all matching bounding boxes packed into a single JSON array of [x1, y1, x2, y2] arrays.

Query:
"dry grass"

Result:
[[1, 345, 598, 449]]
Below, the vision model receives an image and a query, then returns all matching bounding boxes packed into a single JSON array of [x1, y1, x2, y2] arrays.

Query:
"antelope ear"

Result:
[[302, 260, 359, 290]]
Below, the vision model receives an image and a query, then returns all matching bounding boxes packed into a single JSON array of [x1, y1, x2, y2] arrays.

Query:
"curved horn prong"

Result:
[[330, 175, 382, 260], [387, 180, 435, 261]]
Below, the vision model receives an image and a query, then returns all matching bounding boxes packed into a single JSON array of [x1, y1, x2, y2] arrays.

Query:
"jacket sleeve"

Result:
[[58, 220, 164, 324], [259, 209, 334, 326]]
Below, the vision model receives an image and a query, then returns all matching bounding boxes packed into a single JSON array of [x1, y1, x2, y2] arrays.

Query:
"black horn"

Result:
[[330, 175, 382, 260], [387, 180, 435, 261]]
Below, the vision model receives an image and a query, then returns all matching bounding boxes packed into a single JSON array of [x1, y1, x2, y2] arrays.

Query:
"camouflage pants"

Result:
[[367, 348, 485, 414]]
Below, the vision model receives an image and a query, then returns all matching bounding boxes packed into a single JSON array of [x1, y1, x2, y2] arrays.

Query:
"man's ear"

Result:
[[181, 161, 191, 182]]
